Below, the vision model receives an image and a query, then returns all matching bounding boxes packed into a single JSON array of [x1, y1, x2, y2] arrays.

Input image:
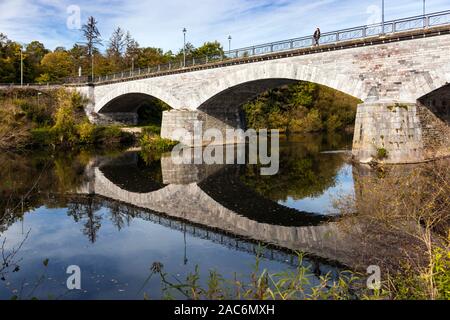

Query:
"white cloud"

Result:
[[0, 0, 448, 51]]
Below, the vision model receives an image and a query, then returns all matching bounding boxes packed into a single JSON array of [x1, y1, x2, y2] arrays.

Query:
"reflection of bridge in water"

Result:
[[77, 152, 353, 268]]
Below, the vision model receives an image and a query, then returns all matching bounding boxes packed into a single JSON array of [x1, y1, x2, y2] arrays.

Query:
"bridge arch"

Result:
[[94, 82, 181, 114], [193, 61, 365, 111]]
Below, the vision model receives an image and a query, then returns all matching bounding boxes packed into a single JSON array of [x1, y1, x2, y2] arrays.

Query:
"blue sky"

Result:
[[1, 0, 449, 52]]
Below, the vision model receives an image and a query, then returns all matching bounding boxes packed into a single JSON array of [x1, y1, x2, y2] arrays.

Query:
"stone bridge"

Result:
[[69, 23, 450, 164]]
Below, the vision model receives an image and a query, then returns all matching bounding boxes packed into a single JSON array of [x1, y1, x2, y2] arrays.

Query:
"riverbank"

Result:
[[0, 88, 135, 150]]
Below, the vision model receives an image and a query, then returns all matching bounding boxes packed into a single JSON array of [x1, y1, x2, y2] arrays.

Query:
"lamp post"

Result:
[[423, 0, 426, 16], [381, 0, 385, 35], [20, 48, 24, 87], [183, 28, 187, 67], [91, 49, 94, 82], [37, 92, 42, 107], [228, 35, 232, 54], [16, 43, 25, 87]]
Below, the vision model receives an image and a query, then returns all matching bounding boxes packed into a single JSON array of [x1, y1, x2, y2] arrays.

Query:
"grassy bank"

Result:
[[0, 88, 134, 150]]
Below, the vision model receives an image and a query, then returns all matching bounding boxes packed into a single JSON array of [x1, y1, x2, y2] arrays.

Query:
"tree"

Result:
[[194, 41, 224, 58], [82, 16, 102, 79], [0, 33, 7, 46], [124, 31, 139, 69], [69, 44, 89, 77], [38, 51, 74, 82], [25, 41, 49, 82], [0, 34, 17, 83], [176, 42, 195, 60], [136, 47, 169, 69], [108, 27, 126, 57], [107, 27, 126, 71]]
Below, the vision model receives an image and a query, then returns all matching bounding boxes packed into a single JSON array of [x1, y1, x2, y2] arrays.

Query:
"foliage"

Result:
[[82, 16, 102, 57], [240, 133, 353, 202], [334, 160, 450, 300], [142, 125, 162, 135], [0, 88, 134, 149], [243, 82, 360, 134], [137, 98, 171, 126], [38, 51, 74, 82], [142, 252, 367, 300], [30, 127, 56, 146], [0, 101, 31, 149], [140, 134, 177, 153], [376, 148, 388, 160], [76, 120, 97, 144]]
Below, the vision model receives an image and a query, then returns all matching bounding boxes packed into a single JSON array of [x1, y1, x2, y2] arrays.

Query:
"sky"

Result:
[[0, 0, 449, 52]]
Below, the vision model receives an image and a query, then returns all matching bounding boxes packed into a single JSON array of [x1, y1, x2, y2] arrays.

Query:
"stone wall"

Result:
[[417, 84, 450, 160], [161, 109, 244, 146], [416, 103, 450, 160], [352, 102, 424, 164], [91, 112, 138, 126]]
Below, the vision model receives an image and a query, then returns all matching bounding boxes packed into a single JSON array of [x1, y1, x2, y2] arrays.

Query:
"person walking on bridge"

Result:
[[313, 28, 321, 46]]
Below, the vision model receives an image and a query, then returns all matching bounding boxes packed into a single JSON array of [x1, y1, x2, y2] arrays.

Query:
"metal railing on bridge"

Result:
[[0, 83, 62, 89], [61, 9, 449, 85]]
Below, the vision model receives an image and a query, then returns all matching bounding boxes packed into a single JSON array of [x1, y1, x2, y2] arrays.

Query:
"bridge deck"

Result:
[[68, 23, 450, 87]]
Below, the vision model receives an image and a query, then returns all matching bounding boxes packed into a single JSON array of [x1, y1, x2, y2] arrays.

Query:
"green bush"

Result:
[[140, 134, 177, 153], [142, 125, 162, 135], [30, 127, 57, 146], [376, 148, 388, 160], [76, 121, 96, 144], [95, 126, 134, 145]]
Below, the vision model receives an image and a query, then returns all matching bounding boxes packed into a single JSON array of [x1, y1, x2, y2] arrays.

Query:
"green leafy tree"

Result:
[[38, 51, 74, 82], [194, 41, 224, 58], [136, 47, 169, 68]]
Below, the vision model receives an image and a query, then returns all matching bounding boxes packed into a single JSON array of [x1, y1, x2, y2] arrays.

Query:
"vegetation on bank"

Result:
[[144, 161, 449, 300], [243, 82, 361, 134], [139, 126, 178, 154], [0, 88, 133, 150]]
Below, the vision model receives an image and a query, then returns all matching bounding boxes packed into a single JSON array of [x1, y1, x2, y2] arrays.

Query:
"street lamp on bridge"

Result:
[[183, 28, 187, 68], [16, 42, 26, 87], [228, 35, 232, 54]]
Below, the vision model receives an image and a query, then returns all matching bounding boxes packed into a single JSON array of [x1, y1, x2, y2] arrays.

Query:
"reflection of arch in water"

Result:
[[93, 195, 344, 275], [97, 152, 327, 227], [99, 152, 166, 194], [87, 158, 352, 265]]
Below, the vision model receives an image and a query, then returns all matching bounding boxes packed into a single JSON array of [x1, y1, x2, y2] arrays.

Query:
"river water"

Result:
[[0, 133, 358, 299]]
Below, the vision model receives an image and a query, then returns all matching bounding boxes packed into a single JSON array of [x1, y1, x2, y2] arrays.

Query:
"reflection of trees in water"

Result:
[[67, 196, 102, 243], [240, 133, 351, 202], [66, 196, 144, 242], [0, 150, 93, 223], [99, 152, 165, 194], [335, 160, 450, 273], [107, 201, 136, 231]]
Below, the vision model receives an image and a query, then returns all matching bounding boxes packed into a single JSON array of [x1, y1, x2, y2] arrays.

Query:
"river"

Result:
[[0, 133, 371, 299]]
